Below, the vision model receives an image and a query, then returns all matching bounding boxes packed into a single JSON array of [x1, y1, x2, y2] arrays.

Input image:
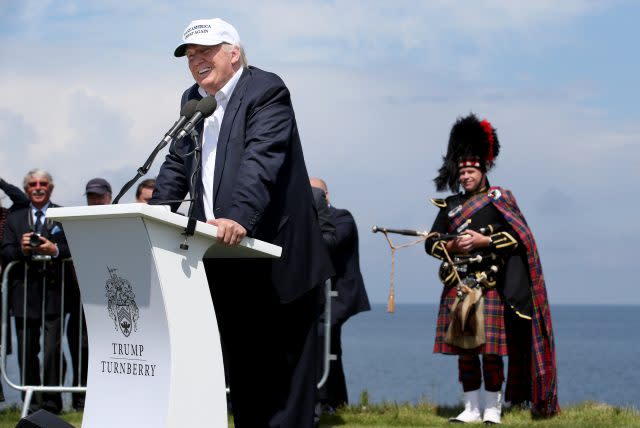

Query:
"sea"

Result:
[[0, 304, 638, 411], [341, 304, 640, 409]]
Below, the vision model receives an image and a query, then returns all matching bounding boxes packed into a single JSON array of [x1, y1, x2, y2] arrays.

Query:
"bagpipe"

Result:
[[372, 225, 498, 312], [371, 225, 435, 313]]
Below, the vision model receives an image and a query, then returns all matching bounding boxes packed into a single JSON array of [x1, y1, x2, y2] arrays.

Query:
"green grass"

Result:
[[320, 400, 640, 427], [1, 400, 638, 427]]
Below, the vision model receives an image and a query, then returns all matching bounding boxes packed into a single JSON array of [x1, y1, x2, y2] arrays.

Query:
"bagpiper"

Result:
[[424, 114, 559, 424]]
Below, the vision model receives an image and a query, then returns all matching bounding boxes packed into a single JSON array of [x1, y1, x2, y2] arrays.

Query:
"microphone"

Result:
[[177, 96, 217, 249], [112, 99, 200, 204], [161, 99, 199, 144], [175, 96, 218, 140]]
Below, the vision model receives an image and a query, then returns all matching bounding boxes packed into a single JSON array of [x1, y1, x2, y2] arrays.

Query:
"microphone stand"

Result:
[[113, 137, 172, 204], [180, 128, 202, 250]]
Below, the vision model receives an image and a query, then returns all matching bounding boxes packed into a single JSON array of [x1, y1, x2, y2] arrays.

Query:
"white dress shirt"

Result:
[[31, 202, 51, 226], [198, 67, 244, 220]]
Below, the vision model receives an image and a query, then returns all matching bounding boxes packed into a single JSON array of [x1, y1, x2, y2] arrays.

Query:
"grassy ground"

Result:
[[320, 401, 640, 427], [0, 400, 637, 427]]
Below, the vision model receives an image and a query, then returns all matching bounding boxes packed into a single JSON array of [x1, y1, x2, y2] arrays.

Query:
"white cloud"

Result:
[[0, 108, 36, 176]]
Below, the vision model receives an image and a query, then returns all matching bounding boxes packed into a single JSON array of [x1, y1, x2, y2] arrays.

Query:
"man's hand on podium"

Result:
[[208, 218, 247, 246]]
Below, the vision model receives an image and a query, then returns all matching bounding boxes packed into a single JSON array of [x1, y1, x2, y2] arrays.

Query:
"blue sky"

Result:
[[0, 1, 637, 305]]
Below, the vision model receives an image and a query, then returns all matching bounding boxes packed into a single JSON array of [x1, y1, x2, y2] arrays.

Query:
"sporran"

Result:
[[445, 287, 486, 349]]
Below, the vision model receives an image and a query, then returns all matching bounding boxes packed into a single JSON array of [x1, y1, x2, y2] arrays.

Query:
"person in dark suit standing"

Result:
[[310, 177, 370, 412], [152, 18, 333, 428], [1, 169, 70, 414]]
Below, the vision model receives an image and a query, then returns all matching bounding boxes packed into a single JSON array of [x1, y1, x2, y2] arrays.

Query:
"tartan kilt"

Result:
[[433, 285, 508, 356]]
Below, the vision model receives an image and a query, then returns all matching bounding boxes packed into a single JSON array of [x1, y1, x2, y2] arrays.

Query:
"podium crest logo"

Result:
[[105, 267, 140, 337]]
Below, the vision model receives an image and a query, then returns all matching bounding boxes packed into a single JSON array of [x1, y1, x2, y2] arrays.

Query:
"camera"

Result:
[[29, 232, 42, 248]]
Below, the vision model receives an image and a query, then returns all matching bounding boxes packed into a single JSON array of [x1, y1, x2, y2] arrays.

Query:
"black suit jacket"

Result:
[[153, 66, 333, 302], [329, 207, 370, 326], [1, 204, 71, 318], [311, 186, 336, 250]]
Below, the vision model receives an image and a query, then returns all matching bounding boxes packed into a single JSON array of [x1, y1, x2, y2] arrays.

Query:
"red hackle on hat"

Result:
[[480, 119, 495, 166]]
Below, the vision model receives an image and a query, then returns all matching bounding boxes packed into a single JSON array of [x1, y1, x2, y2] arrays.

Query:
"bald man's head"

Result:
[[309, 177, 329, 202], [309, 177, 328, 194]]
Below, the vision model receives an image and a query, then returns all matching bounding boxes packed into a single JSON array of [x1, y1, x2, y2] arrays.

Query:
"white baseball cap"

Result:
[[174, 18, 241, 57]]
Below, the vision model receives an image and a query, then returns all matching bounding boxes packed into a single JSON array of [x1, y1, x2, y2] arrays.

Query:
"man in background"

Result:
[[1, 169, 70, 414], [135, 178, 155, 203], [310, 177, 370, 413], [425, 114, 558, 422], [85, 178, 112, 206]]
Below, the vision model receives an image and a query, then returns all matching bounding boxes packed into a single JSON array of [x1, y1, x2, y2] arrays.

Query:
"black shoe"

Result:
[[321, 404, 336, 415], [73, 399, 85, 411], [40, 402, 62, 415]]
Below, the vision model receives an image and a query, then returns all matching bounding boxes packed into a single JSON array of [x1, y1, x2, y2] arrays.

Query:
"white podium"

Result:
[[47, 204, 281, 428]]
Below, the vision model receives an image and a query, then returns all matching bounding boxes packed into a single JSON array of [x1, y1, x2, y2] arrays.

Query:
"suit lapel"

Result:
[[212, 67, 251, 206], [25, 206, 32, 228]]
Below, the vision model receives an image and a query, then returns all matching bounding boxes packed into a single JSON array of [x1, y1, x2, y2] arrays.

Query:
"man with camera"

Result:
[[1, 168, 70, 414]]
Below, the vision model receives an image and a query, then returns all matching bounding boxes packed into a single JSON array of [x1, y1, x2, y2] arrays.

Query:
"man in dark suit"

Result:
[[310, 178, 370, 411], [1, 169, 70, 414], [152, 18, 333, 428]]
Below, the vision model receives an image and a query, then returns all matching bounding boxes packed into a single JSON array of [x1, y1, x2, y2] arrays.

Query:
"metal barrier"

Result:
[[1, 258, 87, 418], [318, 278, 337, 389]]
